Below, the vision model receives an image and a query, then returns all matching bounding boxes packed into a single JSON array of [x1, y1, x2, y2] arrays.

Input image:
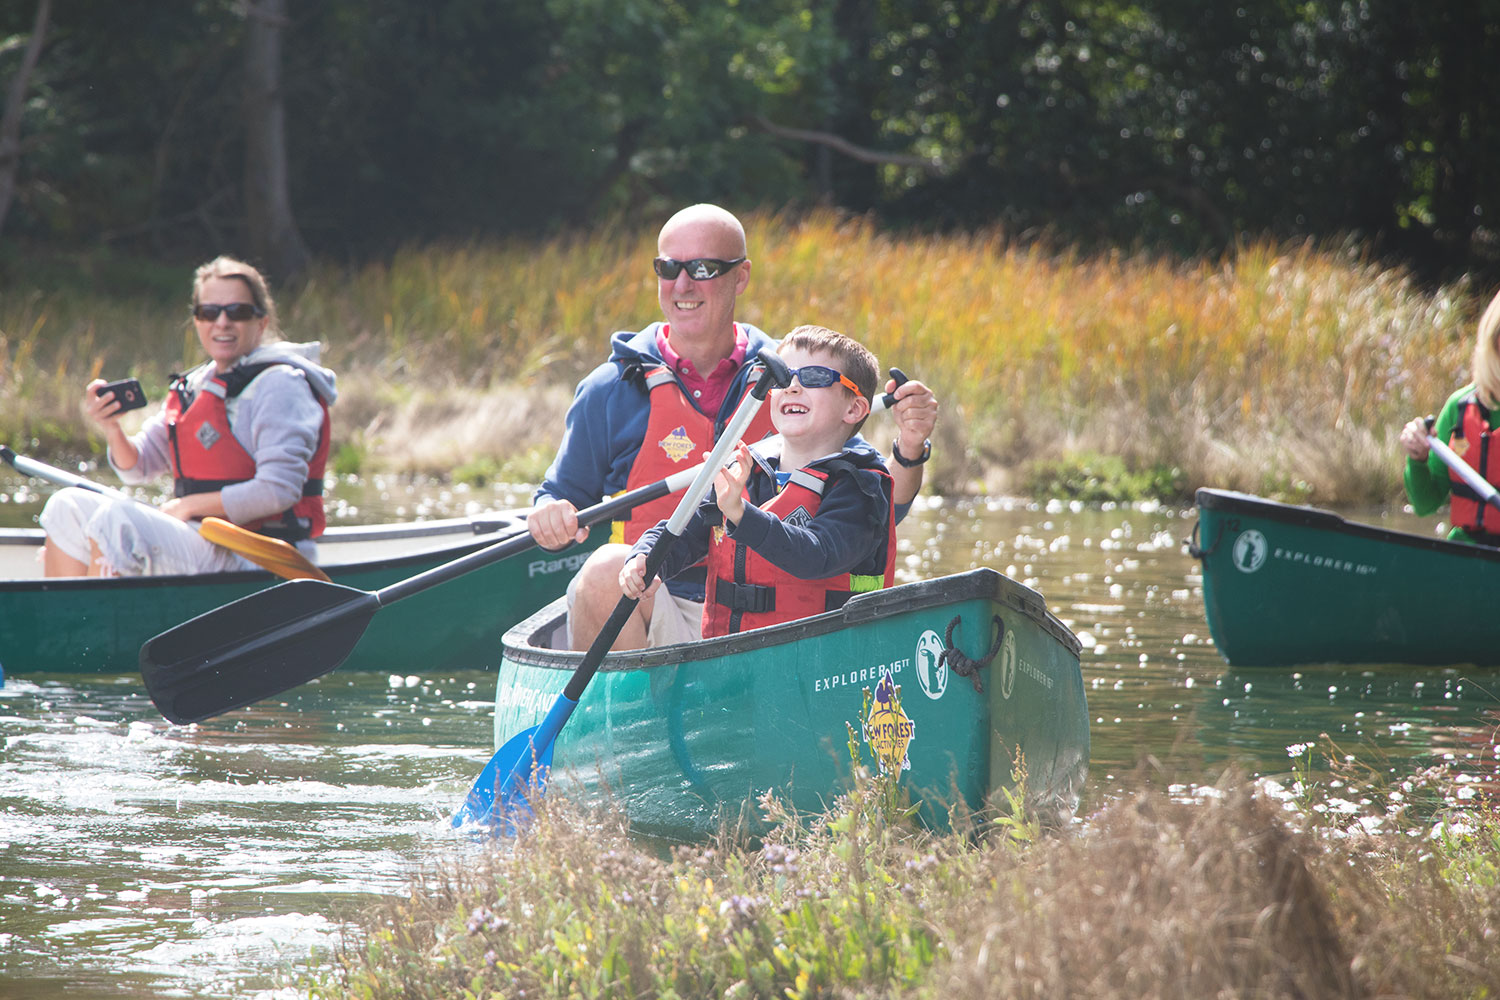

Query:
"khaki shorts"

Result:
[[564, 570, 703, 648], [647, 589, 704, 647]]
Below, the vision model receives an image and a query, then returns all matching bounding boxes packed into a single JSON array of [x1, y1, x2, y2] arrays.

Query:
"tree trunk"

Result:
[[0, 0, 51, 241], [242, 0, 309, 281]]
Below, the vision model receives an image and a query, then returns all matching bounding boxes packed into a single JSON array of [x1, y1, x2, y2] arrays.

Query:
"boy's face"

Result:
[[770, 346, 868, 444]]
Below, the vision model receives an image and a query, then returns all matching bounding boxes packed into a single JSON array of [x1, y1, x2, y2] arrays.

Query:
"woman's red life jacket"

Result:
[[610, 363, 777, 546], [165, 363, 331, 541], [1446, 392, 1500, 537], [701, 458, 896, 637]]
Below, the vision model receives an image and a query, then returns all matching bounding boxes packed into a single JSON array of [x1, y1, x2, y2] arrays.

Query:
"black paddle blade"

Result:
[[140, 579, 381, 725]]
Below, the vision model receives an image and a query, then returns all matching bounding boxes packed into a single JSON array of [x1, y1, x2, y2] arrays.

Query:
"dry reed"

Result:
[[1, 214, 1482, 501]]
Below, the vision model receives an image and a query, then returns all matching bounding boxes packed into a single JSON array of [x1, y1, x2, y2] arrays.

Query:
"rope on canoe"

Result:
[[1185, 518, 1224, 559], [940, 614, 1004, 693]]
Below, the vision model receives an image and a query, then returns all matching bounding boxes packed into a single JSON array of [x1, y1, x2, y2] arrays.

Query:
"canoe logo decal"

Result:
[[863, 672, 914, 773], [914, 630, 947, 700], [1232, 530, 1268, 573], [657, 426, 697, 463]]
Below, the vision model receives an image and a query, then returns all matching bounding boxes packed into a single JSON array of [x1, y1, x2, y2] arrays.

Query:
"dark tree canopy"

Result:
[[1, 0, 1497, 284]]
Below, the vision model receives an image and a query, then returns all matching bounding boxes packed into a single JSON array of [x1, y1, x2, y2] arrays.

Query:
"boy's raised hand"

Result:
[[713, 442, 753, 526]]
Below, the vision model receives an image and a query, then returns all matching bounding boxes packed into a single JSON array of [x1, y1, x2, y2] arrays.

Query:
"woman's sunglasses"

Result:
[[652, 256, 746, 281], [785, 365, 864, 399], [192, 302, 265, 322]]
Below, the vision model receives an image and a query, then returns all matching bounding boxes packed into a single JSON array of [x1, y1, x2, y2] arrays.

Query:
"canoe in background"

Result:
[[1192, 486, 1500, 667], [492, 568, 1090, 840], [0, 514, 602, 675]]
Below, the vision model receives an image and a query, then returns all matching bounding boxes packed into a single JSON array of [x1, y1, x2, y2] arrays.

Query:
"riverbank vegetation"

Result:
[[310, 745, 1500, 999], [1, 211, 1483, 503]]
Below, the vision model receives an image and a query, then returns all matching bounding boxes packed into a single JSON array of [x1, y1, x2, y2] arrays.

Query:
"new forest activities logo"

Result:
[[657, 426, 696, 463], [862, 672, 915, 773]]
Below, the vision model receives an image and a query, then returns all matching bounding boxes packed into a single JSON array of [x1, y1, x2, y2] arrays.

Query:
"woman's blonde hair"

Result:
[[191, 255, 282, 339]]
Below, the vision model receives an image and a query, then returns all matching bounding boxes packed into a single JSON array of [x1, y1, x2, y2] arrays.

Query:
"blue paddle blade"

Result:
[[450, 693, 577, 835]]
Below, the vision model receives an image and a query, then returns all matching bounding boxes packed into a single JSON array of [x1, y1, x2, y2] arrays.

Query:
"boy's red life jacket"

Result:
[[702, 458, 896, 637], [165, 363, 331, 541], [610, 364, 776, 546], [1446, 392, 1500, 539]]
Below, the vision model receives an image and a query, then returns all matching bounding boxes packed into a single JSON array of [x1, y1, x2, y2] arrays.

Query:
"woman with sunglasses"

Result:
[[38, 255, 338, 576]]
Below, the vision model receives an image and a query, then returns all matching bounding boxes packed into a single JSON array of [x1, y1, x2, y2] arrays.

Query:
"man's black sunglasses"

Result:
[[652, 256, 746, 281], [192, 302, 265, 322]]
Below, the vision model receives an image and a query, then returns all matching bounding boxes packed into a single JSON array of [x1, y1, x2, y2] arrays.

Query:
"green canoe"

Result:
[[1192, 487, 1500, 667], [0, 514, 600, 675], [492, 568, 1090, 840]]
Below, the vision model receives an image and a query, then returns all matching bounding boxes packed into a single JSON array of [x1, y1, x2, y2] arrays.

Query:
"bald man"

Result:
[[527, 204, 939, 650]]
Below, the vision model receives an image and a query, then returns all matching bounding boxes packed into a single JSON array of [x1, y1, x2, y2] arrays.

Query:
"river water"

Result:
[[2, 477, 1498, 997]]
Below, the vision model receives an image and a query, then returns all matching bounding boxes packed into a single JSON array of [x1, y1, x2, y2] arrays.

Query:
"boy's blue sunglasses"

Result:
[[785, 365, 864, 399]]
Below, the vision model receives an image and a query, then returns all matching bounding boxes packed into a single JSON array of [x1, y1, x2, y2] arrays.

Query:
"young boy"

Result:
[[620, 325, 896, 638]]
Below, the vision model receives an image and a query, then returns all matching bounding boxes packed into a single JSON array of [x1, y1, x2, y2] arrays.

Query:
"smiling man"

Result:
[[526, 203, 938, 650]]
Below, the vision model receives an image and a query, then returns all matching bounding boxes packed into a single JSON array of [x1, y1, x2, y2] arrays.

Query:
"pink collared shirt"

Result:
[[658, 324, 749, 416]]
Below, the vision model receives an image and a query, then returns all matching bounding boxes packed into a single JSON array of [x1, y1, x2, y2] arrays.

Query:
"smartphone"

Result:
[[96, 377, 147, 412]]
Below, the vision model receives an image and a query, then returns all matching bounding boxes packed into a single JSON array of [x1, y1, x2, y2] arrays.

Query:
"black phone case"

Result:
[[97, 378, 147, 412]]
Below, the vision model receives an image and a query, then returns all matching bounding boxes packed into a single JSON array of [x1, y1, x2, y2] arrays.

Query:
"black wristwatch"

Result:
[[892, 437, 931, 468]]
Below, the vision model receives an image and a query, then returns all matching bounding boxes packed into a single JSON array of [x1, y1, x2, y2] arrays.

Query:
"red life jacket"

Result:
[[610, 363, 777, 546], [1446, 392, 1500, 537], [702, 457, 897, 637], [165, 363, 331, 541]]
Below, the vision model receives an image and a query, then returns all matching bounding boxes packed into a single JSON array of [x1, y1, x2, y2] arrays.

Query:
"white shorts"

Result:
[[39, 487, 259, 576]]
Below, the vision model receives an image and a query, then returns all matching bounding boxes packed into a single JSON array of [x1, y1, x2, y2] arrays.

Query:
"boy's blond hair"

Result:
[[779, 325, 880, 434], [1472, 288, 1500, 407]]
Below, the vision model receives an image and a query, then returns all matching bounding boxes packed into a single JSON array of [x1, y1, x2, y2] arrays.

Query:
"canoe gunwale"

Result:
[[1195, 487, 1500, 564], [502, 566, 1081, 674], [0, 512, 537, 591]]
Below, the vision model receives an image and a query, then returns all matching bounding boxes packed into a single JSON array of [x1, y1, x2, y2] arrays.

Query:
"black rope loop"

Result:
[[940, 613, 1004, 694], [1185, 518, 1224, 559]]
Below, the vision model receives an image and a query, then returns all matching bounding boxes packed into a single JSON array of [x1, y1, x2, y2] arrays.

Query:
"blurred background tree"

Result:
[[1, 0, 1496, 286]]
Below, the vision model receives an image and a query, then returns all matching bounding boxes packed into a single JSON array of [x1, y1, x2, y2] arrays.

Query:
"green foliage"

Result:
[[1024, 451, 1188, 503], [3, 1, 1499, 280], [331, 442, 364, 477]]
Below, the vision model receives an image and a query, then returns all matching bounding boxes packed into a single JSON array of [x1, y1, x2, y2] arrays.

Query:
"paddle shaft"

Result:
[[371, 370, 904, 610], [1, 446, 134, 502]]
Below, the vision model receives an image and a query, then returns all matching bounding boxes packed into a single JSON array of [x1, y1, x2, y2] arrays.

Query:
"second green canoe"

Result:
[[1192, 486, 1500, 667]]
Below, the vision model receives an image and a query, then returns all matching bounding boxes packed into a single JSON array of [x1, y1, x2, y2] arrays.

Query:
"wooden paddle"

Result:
[[139, 368, 910, 726], [450, 348, 794, 832], [0, 445, 328, 582], [1424, 416, 1500, 514]]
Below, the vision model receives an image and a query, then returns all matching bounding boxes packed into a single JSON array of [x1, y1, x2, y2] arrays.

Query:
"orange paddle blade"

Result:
[[198, 516, 331, 582]]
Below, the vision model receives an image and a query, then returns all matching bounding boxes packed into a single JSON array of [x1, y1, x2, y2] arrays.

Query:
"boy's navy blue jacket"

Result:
[[629, 445, 893, 594]]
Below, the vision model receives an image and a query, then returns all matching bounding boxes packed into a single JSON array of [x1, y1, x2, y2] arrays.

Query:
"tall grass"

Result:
[[1, 214, 1481, 500], [308, 757, 1500, 999]]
